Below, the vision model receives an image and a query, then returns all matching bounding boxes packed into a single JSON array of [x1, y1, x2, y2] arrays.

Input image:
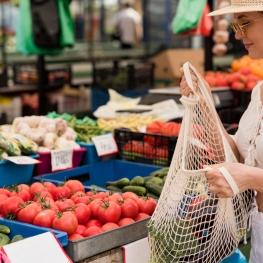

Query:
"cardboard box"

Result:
[[150, 49, 204, 83]]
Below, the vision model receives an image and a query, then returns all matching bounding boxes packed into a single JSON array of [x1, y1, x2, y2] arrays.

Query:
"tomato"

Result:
[[33, 191, 53, 202], [134, 213, 150, 221], [43, 182, 57, 193], [41, 200, 59, 212], [136, 197, 157, 216], [85, 191, 95, 197], [70, 191, 86, 201], [89, 199, 103, 219], [118, 218, 135, 227], [0, 189, 11, 197], [97, 201, 121, 224], [68, 233, 84, 241], [101, 222, 119, 232], [74, 196, 93, 205], [18, 184, 30, 192], [189, 197, 205, 211], [64, 180, 85, 193], [71, 203, 91, 225], [122, 192, 139, 202], [83, 226, 102, 237], [33, 209, 55, 228], [0, 194, 8, 205], [10, 189, 31, 202], [52, 211, 78, 235], [0, 196, 24, 219], [119, 199, 138, 219], [17, 203, 42, 224], [93, 192, 108, 200], [85, 219, 103, 228], [51, 186, 71, 200], [74, 224, 87, 236], [105, 193, 123, 203], [29, 182, 47, 198], [55, 198, 75, 212]]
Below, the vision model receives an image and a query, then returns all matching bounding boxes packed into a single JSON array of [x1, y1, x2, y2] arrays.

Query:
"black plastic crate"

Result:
[[114, 128, 178, 166], [218, 107, 245, 125]]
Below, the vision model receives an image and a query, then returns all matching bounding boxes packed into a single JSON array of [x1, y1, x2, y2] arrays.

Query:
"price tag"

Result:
[[51, 149, 73, 172], [92, 134, 119, 157], [4, 156, 41, 165]]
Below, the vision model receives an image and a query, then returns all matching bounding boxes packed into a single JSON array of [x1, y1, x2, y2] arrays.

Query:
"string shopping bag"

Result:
[[147, 62, 254, 263]]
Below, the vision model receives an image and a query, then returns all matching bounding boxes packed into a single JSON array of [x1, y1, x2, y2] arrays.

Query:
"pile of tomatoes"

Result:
[[0, 180, 157, 241]]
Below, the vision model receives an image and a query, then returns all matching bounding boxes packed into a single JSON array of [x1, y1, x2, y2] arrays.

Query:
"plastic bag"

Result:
[[172, 0, 207, 34], [147, 62, 254, 263]]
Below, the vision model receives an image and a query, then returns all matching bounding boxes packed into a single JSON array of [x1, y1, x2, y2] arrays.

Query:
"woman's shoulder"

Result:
[[251, 81, 262, 101]]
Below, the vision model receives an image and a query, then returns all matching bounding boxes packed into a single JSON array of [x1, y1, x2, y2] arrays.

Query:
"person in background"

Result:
[[180, 1, 263, 262], [112, 0, 142, 49]]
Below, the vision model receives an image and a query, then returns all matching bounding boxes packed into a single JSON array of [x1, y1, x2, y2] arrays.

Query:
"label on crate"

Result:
[[92, 133, 118, 156], [51, 149, 73, 172], [4, 156, 41, 165]]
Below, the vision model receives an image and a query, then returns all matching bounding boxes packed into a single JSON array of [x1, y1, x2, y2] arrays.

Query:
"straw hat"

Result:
[[208, 0, 263, 16]]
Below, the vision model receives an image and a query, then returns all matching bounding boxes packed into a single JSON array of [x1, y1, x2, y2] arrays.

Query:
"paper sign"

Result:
[[92, 133, 118, 156], [122, 237, 150, 263], [4, 156, 41, 165], [2, 232, 72, 263], [51, 149, 73, 172]]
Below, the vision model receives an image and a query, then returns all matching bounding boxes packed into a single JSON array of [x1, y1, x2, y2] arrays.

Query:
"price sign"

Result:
[[4, 156, 41, 165], [92, 134, 119, 157], [51, 149, 73, 172]]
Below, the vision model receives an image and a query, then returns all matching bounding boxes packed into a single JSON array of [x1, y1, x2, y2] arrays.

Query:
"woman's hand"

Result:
[[205, 163, 252, 198]]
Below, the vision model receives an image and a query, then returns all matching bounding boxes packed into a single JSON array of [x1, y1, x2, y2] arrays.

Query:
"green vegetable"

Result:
[[146, 182, 163, 197], [89, 185, 106, 191], [10, 235, 24, 243], [146, 177, 163, 186], [106, 178, 130, 188], [130, 176, 145, 186], [0, 225, 10, 235], [147, 192, 159, 199], [122, 186, 147, 196], [106, 185, 122, 192], [0, 233, 10, 247], [0, 132, 21, 156]]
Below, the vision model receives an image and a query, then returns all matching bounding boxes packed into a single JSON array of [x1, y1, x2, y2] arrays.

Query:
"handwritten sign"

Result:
[[92, 134, 118, 156], [51, 149, 73, 172], [4, 156, 41, 165]]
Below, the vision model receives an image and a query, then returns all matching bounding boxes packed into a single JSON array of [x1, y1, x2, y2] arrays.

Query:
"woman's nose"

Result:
[[235, 29, 244, 40]]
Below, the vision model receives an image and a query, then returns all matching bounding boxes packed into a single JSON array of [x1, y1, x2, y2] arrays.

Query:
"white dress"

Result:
[[233, 82, 263, 263]]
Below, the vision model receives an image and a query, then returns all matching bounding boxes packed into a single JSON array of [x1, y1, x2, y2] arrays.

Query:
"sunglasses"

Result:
[[231, 16, 263, 35]]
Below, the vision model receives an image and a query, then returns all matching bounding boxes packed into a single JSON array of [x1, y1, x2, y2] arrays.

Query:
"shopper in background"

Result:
[[112, 0, 142, 49], [180, 1, 263, 262]]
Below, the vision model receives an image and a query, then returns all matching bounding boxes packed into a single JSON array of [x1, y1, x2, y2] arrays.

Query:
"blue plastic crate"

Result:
[[0, 154, 39, 187], [0, 218, 68, 247], [32, 159, 162, 188], [78, 142, 102, 165]]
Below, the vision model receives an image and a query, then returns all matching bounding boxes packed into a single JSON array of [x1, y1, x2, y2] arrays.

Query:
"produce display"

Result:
[[0, 180, 157, 241]]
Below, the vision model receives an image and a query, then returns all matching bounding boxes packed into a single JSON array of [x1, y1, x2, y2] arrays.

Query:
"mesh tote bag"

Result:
[[147, 62, 254, 263]]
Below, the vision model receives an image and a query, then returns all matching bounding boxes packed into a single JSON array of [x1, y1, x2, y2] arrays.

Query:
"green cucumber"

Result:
[[10, 235, 24, 243], [147, 192, 159, 199], [0, 233, 10, 247], [130, 176, 145, 186], [106, 178, 130, 188], [106, 185, 122, 192], [122, 186, 147, 196], [146, 177, 163, 186], [146, 182, 163, 197], [0, 225, 10, 235]]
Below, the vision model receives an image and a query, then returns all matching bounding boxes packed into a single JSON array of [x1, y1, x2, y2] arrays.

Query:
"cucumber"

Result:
[[10, 235, 24, 243], [130, 176, 145, 186], [146, 182, 163, 197], [146, 177, 163, 186], [141, 175, 154, 183], [0, 225, 10, 235], [106, 185, 122, 192], [90, 185, 106, 191], [122, 186, 147, 196], [106, 178, 130, 188], [0, 233, 10, 247], [147, 192, 159, 199]]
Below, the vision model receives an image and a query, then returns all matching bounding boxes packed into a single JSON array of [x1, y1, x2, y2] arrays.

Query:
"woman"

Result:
[[180, 1, 263, 262]]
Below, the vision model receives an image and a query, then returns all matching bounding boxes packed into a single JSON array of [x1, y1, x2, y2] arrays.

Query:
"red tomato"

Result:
[[118, 218, 135, 227], [51, 186, 71, 200], [105, 193, 123, 203], [74, 196, 93, 205], [33, 209, 56, 228], [74, 224, 87, 236], [0, 194, 8, 205], [29, 182, 47, 198], [189, 197, 205, 211], [71, 203, 91, 225], [119, 199, 139, 219], [0, 189, 11, 197], [68, 233, 84, 241], [43, 182, 57, 193], [18, 184, 30, 192], [10, 189, 31, 202], [33, 191, 53, 202], [85, 219, 103, 228], [85, 191, 95, 197], [55, 198, 75, 212], [88, 199, 103, 219], [52, 211, 78, 235], [136, 197, 157, 216], [122, 192, 139, 202], [83, 226, 102, 237], [134, 213, 150, 221], [93, 192, 108, 200], [0, 196, 24, 218], [101, 222, 119, 232], [41, 200, 59, 212], [97, 201, 121, 224], [70, 191, 86, 201], [64, 180, 85, 193], [17, 203, 42, 224]]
